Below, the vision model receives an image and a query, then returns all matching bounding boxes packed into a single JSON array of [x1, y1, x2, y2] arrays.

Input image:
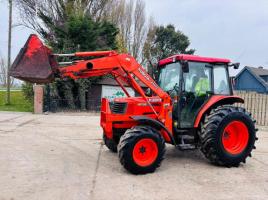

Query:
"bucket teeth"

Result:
[[255, 128, 259, 132], [255, 137, 258, 141], [249, 153, 252, 157]]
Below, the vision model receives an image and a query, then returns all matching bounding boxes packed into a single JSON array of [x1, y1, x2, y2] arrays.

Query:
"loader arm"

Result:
[[57, 51, 172, 122], [58, 52, 167, 97], [10, 34, 173, 132]]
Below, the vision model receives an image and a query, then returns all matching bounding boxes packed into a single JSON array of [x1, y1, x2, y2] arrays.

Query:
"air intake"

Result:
[[109, 102, 127, 114]]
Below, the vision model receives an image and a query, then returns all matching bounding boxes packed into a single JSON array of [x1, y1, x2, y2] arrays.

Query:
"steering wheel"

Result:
[[167, 83, 179, 96]]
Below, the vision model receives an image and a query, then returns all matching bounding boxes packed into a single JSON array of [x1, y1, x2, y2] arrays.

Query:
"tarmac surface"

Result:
[[0, 111, 267, 200]]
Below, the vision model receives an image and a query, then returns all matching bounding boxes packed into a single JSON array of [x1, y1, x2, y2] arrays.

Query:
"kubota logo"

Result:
[[138, 67, 159, 89]]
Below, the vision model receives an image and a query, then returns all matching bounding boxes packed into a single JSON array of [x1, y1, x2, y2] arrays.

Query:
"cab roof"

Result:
[[158, 54, 231, 67]]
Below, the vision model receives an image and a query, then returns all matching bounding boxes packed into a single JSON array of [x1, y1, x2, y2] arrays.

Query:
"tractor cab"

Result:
[[158, 54, 232, 128]]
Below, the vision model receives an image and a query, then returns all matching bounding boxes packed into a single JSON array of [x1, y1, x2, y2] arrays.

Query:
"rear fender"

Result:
[[194, 95, 244, 128], [131, 116, 176, 145]]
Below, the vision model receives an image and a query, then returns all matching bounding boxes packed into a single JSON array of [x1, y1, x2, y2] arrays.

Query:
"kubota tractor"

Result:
[[10, 34, 257, 174]]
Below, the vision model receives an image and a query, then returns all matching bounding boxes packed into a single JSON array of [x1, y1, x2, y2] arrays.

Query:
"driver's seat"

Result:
[[191, 75, 199, 92]]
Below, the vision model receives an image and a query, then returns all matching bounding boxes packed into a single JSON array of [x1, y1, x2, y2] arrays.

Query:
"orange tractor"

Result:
[[11, 34, 257, 174]]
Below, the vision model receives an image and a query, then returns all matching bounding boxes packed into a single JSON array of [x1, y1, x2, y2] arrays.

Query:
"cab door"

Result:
[[178, 62, 212, 128]]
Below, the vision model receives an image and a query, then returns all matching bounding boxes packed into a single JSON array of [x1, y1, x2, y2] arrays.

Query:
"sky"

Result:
[[1, 0, 268, 76]]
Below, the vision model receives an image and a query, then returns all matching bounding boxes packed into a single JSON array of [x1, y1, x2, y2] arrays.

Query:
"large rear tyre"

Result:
[[118, 126, 165, 174], [103, 134, 118, 153], [199, 106, 257, 167]]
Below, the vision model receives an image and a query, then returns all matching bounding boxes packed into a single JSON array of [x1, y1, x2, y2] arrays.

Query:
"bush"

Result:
[[21, 82, 34, 103]]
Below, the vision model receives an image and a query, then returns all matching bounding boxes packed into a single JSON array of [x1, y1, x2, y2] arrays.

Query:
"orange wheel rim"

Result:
[[132, 138, 158, 167], [222, 121, 249, 155]]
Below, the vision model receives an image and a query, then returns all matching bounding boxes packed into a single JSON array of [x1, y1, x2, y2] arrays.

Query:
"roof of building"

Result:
[[248, 66, 268, 76], [235, 66, 268, 91], [94, 76, 147, 88], [158, 54, 231, 66]]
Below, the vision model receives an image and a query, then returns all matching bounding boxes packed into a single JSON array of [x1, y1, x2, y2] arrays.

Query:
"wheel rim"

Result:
[[132, 138, 158, 167], [222, 121, 249, 155]]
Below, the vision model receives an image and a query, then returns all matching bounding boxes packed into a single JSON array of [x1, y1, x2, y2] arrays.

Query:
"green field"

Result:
[[0, 91, 33, 112]]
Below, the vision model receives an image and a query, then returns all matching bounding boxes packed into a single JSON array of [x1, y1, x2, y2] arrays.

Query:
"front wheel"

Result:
[[103, 134, 118, 153], [118, 126, 165, 174], [199, 106, 257, 167]]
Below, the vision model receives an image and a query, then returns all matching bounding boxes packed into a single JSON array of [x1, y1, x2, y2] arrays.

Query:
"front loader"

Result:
[[10, 34, 257, 174]]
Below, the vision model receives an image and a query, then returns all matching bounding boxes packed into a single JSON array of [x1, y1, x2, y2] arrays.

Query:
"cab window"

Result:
[[158, 62, 181, 92], [183, 62, 212, 96], [213, 65, 230, 95]]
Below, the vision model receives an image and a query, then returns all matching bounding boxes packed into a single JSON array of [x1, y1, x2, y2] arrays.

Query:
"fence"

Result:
[[44, 90, 268, 126], [234, 91, 268, 126], [44, 98, 101, 113]]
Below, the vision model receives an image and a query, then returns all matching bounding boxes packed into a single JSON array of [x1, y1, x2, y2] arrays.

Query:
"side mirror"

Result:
[[233, 63, 240, 69], [181, 61, 189, 73], [229, 63, 240, 69]]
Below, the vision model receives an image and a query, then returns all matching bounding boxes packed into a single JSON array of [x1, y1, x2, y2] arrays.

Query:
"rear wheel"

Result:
[[118, 126, 165, 174], [199, 106, 257, 167]]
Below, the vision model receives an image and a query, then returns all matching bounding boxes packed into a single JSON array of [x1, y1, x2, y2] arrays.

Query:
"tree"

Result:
[[0, 56, 14, 87], [21, 82, 34, 103], [15, 0, 113, 32], [0, 57, 7, 86], [151, 24, 195, 60], [144, 24, 195, 76], [142, 17, 157, 67], [15, 1, 196, 110], [104, 0, 149, 61], [51, 16, 118, 110], [15, 1, 118, 110], [46, 15, 118, 52], [16, 0, 158, 63]]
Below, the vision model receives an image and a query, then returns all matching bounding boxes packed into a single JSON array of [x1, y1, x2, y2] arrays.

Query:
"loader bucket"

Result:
[[10, 34, 57, 83]]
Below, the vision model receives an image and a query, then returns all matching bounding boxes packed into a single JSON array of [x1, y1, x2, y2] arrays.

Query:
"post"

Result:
[[6, 0, 12, 104], [34, 85, 44, 114]]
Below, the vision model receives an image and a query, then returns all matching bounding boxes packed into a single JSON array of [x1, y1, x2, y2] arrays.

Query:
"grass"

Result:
[[0, 90, 33, 112]]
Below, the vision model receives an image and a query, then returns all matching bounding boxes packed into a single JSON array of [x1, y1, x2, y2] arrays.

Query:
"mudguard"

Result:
[[131, 115, 176, 145], [194, 95, 244, 128]]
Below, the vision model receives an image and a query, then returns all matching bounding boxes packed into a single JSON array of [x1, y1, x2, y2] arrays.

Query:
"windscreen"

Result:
[[158, 62, 181, 92]]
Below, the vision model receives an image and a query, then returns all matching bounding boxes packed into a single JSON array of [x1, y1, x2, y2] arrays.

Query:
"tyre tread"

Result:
[[199, 105, 257, 167], [118, 126, 165, 174]]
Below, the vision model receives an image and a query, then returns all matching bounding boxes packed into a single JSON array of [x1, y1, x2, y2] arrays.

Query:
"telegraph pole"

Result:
[[6, 0, 12, 104]]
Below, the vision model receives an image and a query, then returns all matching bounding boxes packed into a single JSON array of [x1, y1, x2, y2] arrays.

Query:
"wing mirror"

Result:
[[229, 63, 240, 69], [181, 61, 189, 73]]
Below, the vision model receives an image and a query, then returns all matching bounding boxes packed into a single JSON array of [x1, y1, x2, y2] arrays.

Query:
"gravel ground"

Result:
[[0, 111, 267, 200]]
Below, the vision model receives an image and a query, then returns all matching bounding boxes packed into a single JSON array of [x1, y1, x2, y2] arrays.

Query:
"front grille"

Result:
[[109, 102, 127, 114]]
